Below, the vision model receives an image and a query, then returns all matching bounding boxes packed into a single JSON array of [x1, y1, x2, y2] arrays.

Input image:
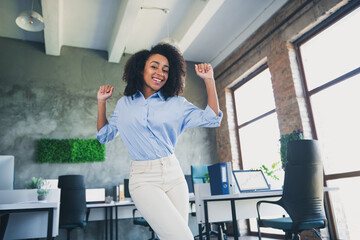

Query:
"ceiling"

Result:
[[0, 0, 288, 67]]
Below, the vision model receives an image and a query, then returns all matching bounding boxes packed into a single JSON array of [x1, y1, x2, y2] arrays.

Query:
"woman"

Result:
[[96, 43, 222, 240]]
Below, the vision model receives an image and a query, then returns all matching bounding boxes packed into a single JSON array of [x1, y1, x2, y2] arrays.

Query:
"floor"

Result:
[[206, 235, 275, 240]]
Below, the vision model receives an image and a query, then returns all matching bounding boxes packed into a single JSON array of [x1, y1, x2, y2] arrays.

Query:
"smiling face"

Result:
[[142, 54, 169, 99]]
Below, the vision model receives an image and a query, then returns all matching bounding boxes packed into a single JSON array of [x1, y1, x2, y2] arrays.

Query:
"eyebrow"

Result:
[[150, 61, 169, 68]]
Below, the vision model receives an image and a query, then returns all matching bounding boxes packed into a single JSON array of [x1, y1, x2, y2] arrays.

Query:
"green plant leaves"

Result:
[[25, 176, 44, 189], [36, 138, 105, 163], [279, 129, 304, 167]]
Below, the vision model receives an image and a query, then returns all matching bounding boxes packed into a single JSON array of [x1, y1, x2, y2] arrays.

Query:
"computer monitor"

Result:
[[86, 188, 106, 203], [233, 170, 270, 193], [0, 155, 15, 190]]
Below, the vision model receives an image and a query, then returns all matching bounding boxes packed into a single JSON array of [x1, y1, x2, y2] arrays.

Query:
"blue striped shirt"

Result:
[[96, 91, 222, 161]]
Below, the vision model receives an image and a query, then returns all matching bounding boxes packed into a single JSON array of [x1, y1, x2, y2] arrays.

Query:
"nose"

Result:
[[156, 70, 165, 76]]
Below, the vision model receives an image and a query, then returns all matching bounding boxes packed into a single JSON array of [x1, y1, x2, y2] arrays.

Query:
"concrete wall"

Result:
[[0, 37, 219, 239]]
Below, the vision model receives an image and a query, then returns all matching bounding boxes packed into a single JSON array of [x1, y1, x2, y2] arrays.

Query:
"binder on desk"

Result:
[[119, 184, 125, 201], [208, 162, 230, 195], [226, 162, 238, 194], [114, 184, 125, 202]]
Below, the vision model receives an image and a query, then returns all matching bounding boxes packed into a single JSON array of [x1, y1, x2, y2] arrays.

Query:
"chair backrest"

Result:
[[184, 175, 194, 193], [281, 140, 326, 227], [191, 165, 210, 185], [58, 175, 86, 225], [124, 178, 131, 198]]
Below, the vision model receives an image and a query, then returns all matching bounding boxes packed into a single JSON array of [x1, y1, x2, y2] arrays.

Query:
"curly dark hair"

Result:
[[123, 43, 186, 100]]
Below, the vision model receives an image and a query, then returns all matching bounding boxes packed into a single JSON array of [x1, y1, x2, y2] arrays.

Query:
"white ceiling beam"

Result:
[[108, 0, 142, 63], [174, 0, 225, 54], [42, 0, 63, 56], [211, 0, 288, 67]]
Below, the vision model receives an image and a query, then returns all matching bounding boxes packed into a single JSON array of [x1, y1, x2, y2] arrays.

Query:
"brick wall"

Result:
[[214, 0, 348, 165]]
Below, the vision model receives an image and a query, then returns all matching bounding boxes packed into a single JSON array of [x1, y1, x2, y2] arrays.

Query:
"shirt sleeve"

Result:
[[95, 100, 121, 144], [181, 98, 223, 131]]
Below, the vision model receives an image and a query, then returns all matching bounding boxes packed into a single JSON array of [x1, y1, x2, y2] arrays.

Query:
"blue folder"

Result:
[[208, 162, 230, 195]]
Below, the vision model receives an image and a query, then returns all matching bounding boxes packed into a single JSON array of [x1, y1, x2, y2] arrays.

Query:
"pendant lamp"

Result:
[[16, 0, 44, 32]]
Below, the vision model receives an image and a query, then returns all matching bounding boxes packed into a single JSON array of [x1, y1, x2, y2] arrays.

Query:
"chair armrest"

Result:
[[85, 208, 91, 223], [256, 200, 283, 222], [132, 208, 140, 219]]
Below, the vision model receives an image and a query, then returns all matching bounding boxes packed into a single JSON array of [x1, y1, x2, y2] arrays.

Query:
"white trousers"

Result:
[[129, 154, 194, 240]]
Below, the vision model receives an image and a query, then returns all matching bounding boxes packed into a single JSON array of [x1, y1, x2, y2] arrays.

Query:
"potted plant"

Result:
[[279, 129, 304, 168], [25, 177, 49, 201]]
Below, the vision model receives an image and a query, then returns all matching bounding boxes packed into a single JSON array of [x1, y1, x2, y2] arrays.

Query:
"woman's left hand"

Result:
[[195, 63, 214, 83]]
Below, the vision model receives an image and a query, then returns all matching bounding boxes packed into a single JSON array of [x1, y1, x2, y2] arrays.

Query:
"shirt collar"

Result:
[[156, 91, 165, 101], [133, 90, 165, 101]]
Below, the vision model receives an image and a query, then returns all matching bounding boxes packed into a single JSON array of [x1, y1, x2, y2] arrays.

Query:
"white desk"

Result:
[[0, 189, 60, 240], [195, 184, 337, 240], [194, 184, 284, 240], [87, 200, 136, 240]]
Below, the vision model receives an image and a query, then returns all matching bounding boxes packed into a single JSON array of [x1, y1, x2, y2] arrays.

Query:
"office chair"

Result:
[[58, 175, 89, 240], [132, 208, 159, 240], [191, 165, 228, 240], [256, 140, 327, 240]]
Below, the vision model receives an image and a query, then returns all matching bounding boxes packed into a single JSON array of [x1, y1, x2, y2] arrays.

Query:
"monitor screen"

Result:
[[86, 188, 105, 203], [233, 170, 270, 192], [0, 155, 15, 190]]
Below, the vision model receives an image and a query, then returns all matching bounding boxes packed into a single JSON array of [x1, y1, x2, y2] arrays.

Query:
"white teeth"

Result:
[[153, 78, 162, 82]]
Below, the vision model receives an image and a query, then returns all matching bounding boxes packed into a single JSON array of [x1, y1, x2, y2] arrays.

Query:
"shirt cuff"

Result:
[[95, 124, 109, 143], [204, 105, 223, 123]]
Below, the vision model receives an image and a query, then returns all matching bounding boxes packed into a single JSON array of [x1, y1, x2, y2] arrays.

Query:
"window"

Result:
[[232, 64, 283, 236], [232, 65, 282, 185], [295, 3, 360, 239]]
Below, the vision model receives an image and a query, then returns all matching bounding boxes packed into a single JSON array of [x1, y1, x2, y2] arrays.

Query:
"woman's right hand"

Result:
[[97, 85, 114, 102]]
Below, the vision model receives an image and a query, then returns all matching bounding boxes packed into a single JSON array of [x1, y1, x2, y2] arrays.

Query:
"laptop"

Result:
[[233, 170, 272, 193]]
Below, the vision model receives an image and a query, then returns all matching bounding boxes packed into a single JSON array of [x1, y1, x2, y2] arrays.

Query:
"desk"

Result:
[[194, 184, 284, 240], [0, 189, 60, 240], [195, 184, 337, 240], [204, 191, 283, 240], [87, 200, 136, 240], [0, 202, 57, 240]]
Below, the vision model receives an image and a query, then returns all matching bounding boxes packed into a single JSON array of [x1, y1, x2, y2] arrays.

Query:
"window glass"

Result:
[[300, 7, 360, 90], [239, 113, 283, 188], [310, 75, 360, 174], [234, 69, 275, 125], [233, 67, 282, 189], [327, 177, 360, 239]]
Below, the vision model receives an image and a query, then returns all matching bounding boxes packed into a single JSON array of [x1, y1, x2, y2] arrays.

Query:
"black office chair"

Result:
[[191, 165, 228, 240], [58, 175, 89, 240], [256, 140, 327, 240]]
